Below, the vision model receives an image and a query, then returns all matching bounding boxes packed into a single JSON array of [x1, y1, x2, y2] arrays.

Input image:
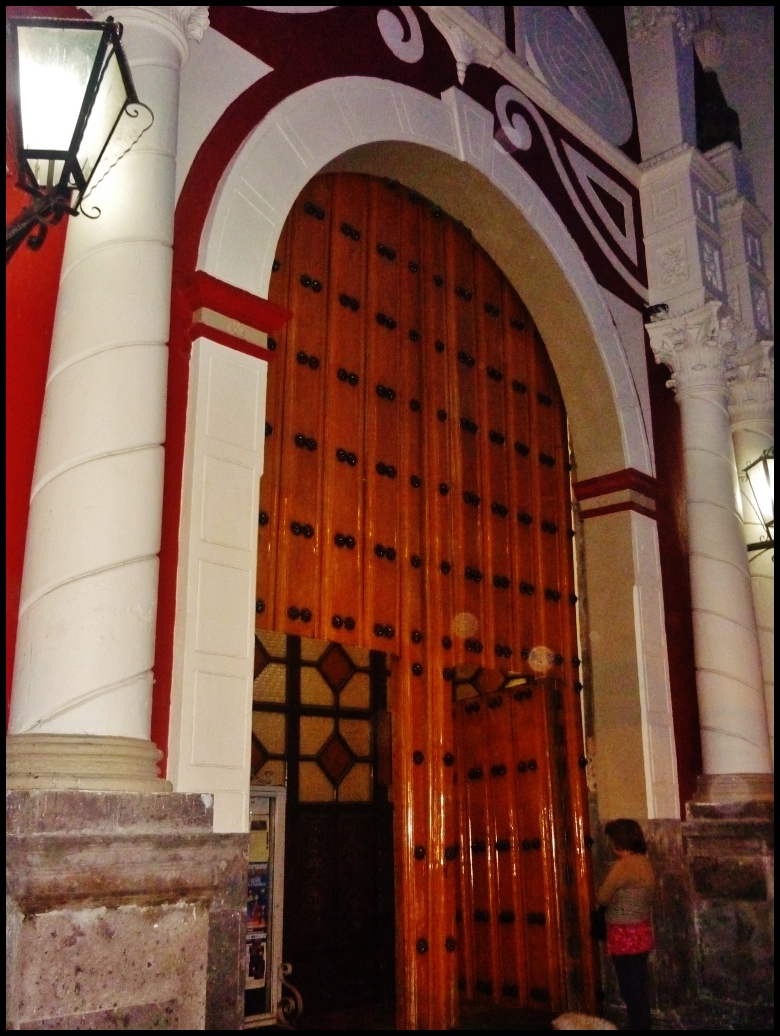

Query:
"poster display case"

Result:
[[244, 787, 286, 1028]]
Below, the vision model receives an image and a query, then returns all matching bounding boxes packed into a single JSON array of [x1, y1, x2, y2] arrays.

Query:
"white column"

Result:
[[726, 340, 774, 764], [646, 302, 772, 775], [7, 7, 209, 792]]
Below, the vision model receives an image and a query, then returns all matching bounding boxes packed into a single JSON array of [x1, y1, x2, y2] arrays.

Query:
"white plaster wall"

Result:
[[175, 27, 271, 201]]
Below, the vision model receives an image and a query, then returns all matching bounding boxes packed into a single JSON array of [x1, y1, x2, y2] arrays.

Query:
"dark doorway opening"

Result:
[[252, 633, 395, 1021]]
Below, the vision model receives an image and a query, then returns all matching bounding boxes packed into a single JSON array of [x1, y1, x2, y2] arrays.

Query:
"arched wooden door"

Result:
[[253, 173, 596, 1029]]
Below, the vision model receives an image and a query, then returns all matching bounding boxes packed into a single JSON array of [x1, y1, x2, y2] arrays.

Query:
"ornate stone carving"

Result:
[[725, 336, 774, 425], [658, 241, 690, 286], [693, 21, 726, 71], [626, 6, 703, 47], [80, 6, 210, 42], [427, 7, 502, 85], [645, 300, 730, 397]]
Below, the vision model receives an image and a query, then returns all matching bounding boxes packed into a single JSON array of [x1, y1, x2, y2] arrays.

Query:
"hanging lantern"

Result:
[[6, 15, 147, 262]]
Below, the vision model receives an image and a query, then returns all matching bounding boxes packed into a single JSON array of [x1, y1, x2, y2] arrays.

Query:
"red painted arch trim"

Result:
[[573, 467, 659, 502]]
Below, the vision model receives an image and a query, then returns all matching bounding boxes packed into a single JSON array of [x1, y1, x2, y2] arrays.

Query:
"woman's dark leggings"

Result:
[[611, 952, 651, 1030]]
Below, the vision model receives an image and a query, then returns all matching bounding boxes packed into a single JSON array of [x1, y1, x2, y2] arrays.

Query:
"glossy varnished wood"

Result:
[[259, 174, 595, 1028]]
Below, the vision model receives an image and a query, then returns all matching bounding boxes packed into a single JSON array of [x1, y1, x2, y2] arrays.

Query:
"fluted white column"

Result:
[[7, 7, 208, 791], [726, 340, 774, 764], [647, 302, 772, 775]]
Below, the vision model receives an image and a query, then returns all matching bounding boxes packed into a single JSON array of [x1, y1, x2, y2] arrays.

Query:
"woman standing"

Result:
[[597, 819, 655, 1030]]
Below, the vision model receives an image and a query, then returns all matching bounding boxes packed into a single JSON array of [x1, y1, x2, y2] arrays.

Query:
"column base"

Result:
[[687, 772, 774, 819], [6, 790, 246, 1031], [6, 734, 172, 793]]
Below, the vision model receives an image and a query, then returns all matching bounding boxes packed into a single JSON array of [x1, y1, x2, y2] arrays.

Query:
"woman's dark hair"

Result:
[[604, 818, 647, 854]]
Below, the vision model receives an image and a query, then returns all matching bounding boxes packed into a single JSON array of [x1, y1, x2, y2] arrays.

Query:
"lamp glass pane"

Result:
[[746, 451, 774, 529], [78, 49, 129, 186], [18, 26, 100, 160]]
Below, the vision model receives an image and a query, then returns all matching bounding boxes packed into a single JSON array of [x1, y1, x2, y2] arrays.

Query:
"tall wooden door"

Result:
[[453, 671, 586, 1012], [252, 632, 395, 1014], [256, 173, 596, 1028]]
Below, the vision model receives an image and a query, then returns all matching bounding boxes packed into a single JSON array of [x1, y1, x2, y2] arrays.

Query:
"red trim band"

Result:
[[573, 467, 659, 502], [189, 321, 276, 361], [579, 500, 657, 522], [181, 270, 291, 334]]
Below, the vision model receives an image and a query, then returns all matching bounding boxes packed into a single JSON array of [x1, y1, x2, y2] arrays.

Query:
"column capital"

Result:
[[646, 300, 731, 397], [725, 335, 775, 428], [626, 6, 703, 47], [80, 6, 209, 60]]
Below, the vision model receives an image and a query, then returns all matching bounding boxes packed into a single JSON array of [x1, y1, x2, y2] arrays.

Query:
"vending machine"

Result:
[[244, 787, 287, 1028]]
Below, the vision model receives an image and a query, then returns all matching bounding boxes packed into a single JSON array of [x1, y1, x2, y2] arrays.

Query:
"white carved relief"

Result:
[[698, 232, 725, 294], [693, 21, 726, 71], [751, 281, 772, 337], [727, 283, 743, 324], [563, 142, 638, 263], [493, 84, 648, 300], [522, 7, 633, 145], [725, 337, 774, 424], [495, 85, 532, 151], [651, 184, 682, 223], [692, 178, 718, 227], [744, 229, 764, 270], [645, 300, 728, 397], [626, 6, 703, 47], [658, 241, 690, 286], [427, 7, 502, 85], [377, 6, 424, 64], [80, 5, 209, 41]]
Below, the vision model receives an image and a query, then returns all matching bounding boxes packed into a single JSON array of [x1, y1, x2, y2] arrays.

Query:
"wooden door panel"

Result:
[[258, 173, 594, 1027], [321, 176, 369, 643], [274, 184, 332, 634], [364, 180, 402, 653], [257, 227, 292, 631]]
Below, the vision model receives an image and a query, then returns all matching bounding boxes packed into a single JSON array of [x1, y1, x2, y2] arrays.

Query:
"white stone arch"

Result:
[[201, 76, 651, 480], [169, 76, 679, 830]]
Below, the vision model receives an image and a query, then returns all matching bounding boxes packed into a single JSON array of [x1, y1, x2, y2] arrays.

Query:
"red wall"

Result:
[[5, 7, 87, 723], [646, 343, 702, 809]]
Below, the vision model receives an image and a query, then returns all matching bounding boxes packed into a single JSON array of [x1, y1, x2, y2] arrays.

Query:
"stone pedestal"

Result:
[[6, 791, 247, 1031]]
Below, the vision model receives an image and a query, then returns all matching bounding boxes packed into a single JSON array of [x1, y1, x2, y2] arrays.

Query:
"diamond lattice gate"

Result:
[[254, 173, 596, 1028]]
